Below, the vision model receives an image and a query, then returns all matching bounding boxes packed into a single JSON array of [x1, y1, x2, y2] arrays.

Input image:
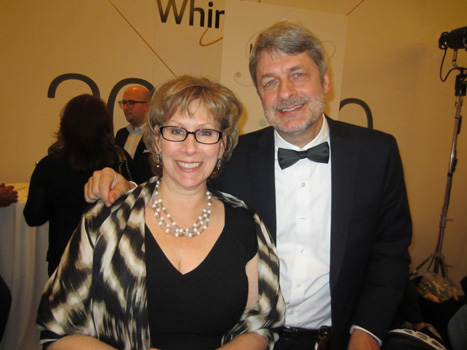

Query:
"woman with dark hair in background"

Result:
[[24, 94, 133, 276]]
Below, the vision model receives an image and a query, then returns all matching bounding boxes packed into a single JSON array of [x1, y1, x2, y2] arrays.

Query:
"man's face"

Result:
[[255, 51, 330, 146], [122, 88, 149, 127]]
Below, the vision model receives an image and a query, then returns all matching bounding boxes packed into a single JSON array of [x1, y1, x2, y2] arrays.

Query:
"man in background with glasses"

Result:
[[116, 85, 152, 183]]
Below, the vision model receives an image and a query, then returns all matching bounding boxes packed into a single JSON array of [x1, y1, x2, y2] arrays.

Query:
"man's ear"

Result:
[[323, 70, 331, 94]]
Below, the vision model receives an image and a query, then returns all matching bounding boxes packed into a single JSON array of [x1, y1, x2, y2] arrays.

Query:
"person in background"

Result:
[[448, 303, 467, 350], [0, 183, 17, 340], [0, 274, 11, 342], [116, 85, 153, 183], [0, 183, 18, 207], [446, 276, 467, 350], [24, 94, 133, 276], [389, 278, 445, 346], [37, 76, 284, 350], [84, 21, 412, 350]]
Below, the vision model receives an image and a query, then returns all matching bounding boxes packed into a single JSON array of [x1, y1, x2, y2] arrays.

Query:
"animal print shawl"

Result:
[[37, 176, 285, 350]]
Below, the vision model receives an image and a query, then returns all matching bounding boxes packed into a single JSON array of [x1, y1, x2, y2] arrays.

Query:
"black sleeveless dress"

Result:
[[145, 202, 258, 350]]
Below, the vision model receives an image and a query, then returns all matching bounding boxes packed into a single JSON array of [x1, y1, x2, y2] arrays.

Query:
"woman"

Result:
[[24, 94, 133, 276], [37, 76, 284, 350]]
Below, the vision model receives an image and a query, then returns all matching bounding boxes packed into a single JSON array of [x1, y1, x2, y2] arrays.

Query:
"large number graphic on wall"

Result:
[[47, 73, 155, 121], [48, 73, 374, 129], [339, 98, 373, 129]]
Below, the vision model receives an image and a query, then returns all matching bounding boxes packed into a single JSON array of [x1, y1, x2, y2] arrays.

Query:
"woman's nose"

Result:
[[182, 133, 198, 153]]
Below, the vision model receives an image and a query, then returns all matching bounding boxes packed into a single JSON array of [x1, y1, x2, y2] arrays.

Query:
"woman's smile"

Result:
[[176, 161, 202, 170]]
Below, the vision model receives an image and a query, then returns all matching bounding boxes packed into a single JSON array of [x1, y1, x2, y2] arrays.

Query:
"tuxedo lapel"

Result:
[[115, 128, 130, 149], [328, 118, 359, 293], [249, 128, 277, 241]]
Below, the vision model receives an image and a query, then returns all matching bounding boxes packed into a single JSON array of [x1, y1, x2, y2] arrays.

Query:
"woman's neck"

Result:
[[155, 178, 210, 227]]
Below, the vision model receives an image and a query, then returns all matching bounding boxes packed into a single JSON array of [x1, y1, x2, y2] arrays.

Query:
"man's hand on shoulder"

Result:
[[84, 168, 134, 207], [348, 329, 380, 350]]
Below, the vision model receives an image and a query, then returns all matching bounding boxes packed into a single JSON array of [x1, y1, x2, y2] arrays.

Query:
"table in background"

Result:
[[0, 184, 48, 350]]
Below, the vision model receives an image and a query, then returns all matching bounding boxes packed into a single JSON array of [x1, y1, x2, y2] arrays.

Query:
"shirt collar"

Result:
[[126, 122, 147, 133]]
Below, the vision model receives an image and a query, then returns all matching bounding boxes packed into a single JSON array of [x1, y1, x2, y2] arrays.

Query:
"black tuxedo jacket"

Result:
[[115, 127, 153, 184], [212, 117, 412, 349]]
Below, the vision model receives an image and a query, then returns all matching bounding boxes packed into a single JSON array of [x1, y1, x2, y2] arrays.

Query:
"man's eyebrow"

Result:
[[288, 65, 304, 72], [259, 65, 307, 83], [260, 72, 276, 81]]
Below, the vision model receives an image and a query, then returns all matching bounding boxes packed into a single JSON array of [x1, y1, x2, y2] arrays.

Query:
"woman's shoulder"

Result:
[[84, 177, 157, 221], [212, 189, 255, 220], [213, 190, 258, 258], [211, 189, 276, 249], [81, 178, 157, 242], [211, 189, 249, 210], [36, 152, 66, 166], [32, 153, 71, 179]]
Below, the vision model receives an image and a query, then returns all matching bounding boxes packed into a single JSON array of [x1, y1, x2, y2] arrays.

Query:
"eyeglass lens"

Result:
[[161, 126, 221, 144], [118, 100, 146, 108]]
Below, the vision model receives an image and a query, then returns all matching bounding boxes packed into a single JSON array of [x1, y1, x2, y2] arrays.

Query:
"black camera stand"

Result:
[[412, 69, 466, 282]]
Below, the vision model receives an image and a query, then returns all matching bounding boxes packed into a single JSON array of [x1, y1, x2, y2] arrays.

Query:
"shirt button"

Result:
[[296, 283, 301, 288], [301, 249, 306, 254], [289, 310, 295, 315], [301, 182, 306, 187]]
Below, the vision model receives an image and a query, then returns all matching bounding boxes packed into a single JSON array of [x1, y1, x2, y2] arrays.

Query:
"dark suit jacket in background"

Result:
[[211, 117, 412, 350], [115, 127, 153, 184]]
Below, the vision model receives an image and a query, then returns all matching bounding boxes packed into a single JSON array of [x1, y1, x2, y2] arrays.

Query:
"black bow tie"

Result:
[[278, 142, 329, 170]]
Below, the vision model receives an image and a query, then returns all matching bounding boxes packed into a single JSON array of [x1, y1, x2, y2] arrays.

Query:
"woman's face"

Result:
[[154, 100, 226, 192]]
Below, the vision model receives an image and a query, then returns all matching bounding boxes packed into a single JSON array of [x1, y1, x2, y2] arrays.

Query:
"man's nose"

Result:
[[279, 79, 296, 100]]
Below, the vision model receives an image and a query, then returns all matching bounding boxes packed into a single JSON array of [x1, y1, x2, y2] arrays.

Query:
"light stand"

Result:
[[412, 45, 466, 282]]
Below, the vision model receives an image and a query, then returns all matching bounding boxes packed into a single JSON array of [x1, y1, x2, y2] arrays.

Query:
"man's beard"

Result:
[[264, 92, 325, 135]]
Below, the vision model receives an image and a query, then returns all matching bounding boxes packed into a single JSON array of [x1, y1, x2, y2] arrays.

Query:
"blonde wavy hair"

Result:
[[145, 75, 243, 178]]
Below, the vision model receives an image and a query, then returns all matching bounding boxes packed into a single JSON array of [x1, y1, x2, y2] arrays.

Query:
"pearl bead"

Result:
[[151, 179, 212, 238]]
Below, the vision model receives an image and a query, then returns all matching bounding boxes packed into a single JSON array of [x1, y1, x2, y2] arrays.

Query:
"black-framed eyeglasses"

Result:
[[160, 126, 222, 145], [118, 100, 147, 108]]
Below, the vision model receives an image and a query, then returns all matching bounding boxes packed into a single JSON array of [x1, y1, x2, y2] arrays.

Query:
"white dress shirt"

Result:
[[275, 115, 332, 329], [124, 123, 147, 158]]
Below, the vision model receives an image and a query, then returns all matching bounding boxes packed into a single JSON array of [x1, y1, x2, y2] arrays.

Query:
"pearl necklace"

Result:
[[151, 180, 212, 238]]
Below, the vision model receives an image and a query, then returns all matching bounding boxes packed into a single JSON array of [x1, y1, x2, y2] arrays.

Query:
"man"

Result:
[[0, 274, 11, 342], [85, 22, 412, 350], [116, 85, 153, 183], [0, 183, 15, 341]]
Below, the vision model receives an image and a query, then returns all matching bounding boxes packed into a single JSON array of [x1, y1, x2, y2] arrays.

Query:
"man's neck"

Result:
[[277, 114, 324, 148], [129, 121, 146, 130]]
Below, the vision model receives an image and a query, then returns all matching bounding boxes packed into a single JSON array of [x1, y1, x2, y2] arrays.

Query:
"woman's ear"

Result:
[[154, 125, 162, 154], [218, 134, 227, 159]]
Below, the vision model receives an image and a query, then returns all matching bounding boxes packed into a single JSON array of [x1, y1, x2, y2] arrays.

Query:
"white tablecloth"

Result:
[[0, 184, 48, 350]]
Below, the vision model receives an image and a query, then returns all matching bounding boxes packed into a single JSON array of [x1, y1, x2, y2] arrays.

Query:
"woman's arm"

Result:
[[24, 159, 51, 226], [49, 335, 165, 350], [218, 332, 268, 350], [37, 211, 98, 347], [48, 335, 118, 350], [245, 254, 259, 309]]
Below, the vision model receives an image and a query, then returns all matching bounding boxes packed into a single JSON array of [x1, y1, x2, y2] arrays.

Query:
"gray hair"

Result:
[[249, 21, 328, 88]]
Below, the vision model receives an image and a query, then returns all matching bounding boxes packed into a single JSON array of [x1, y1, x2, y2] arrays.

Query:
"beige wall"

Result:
[[339, 0, 467, 295], [1, 0, 466, 292]]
